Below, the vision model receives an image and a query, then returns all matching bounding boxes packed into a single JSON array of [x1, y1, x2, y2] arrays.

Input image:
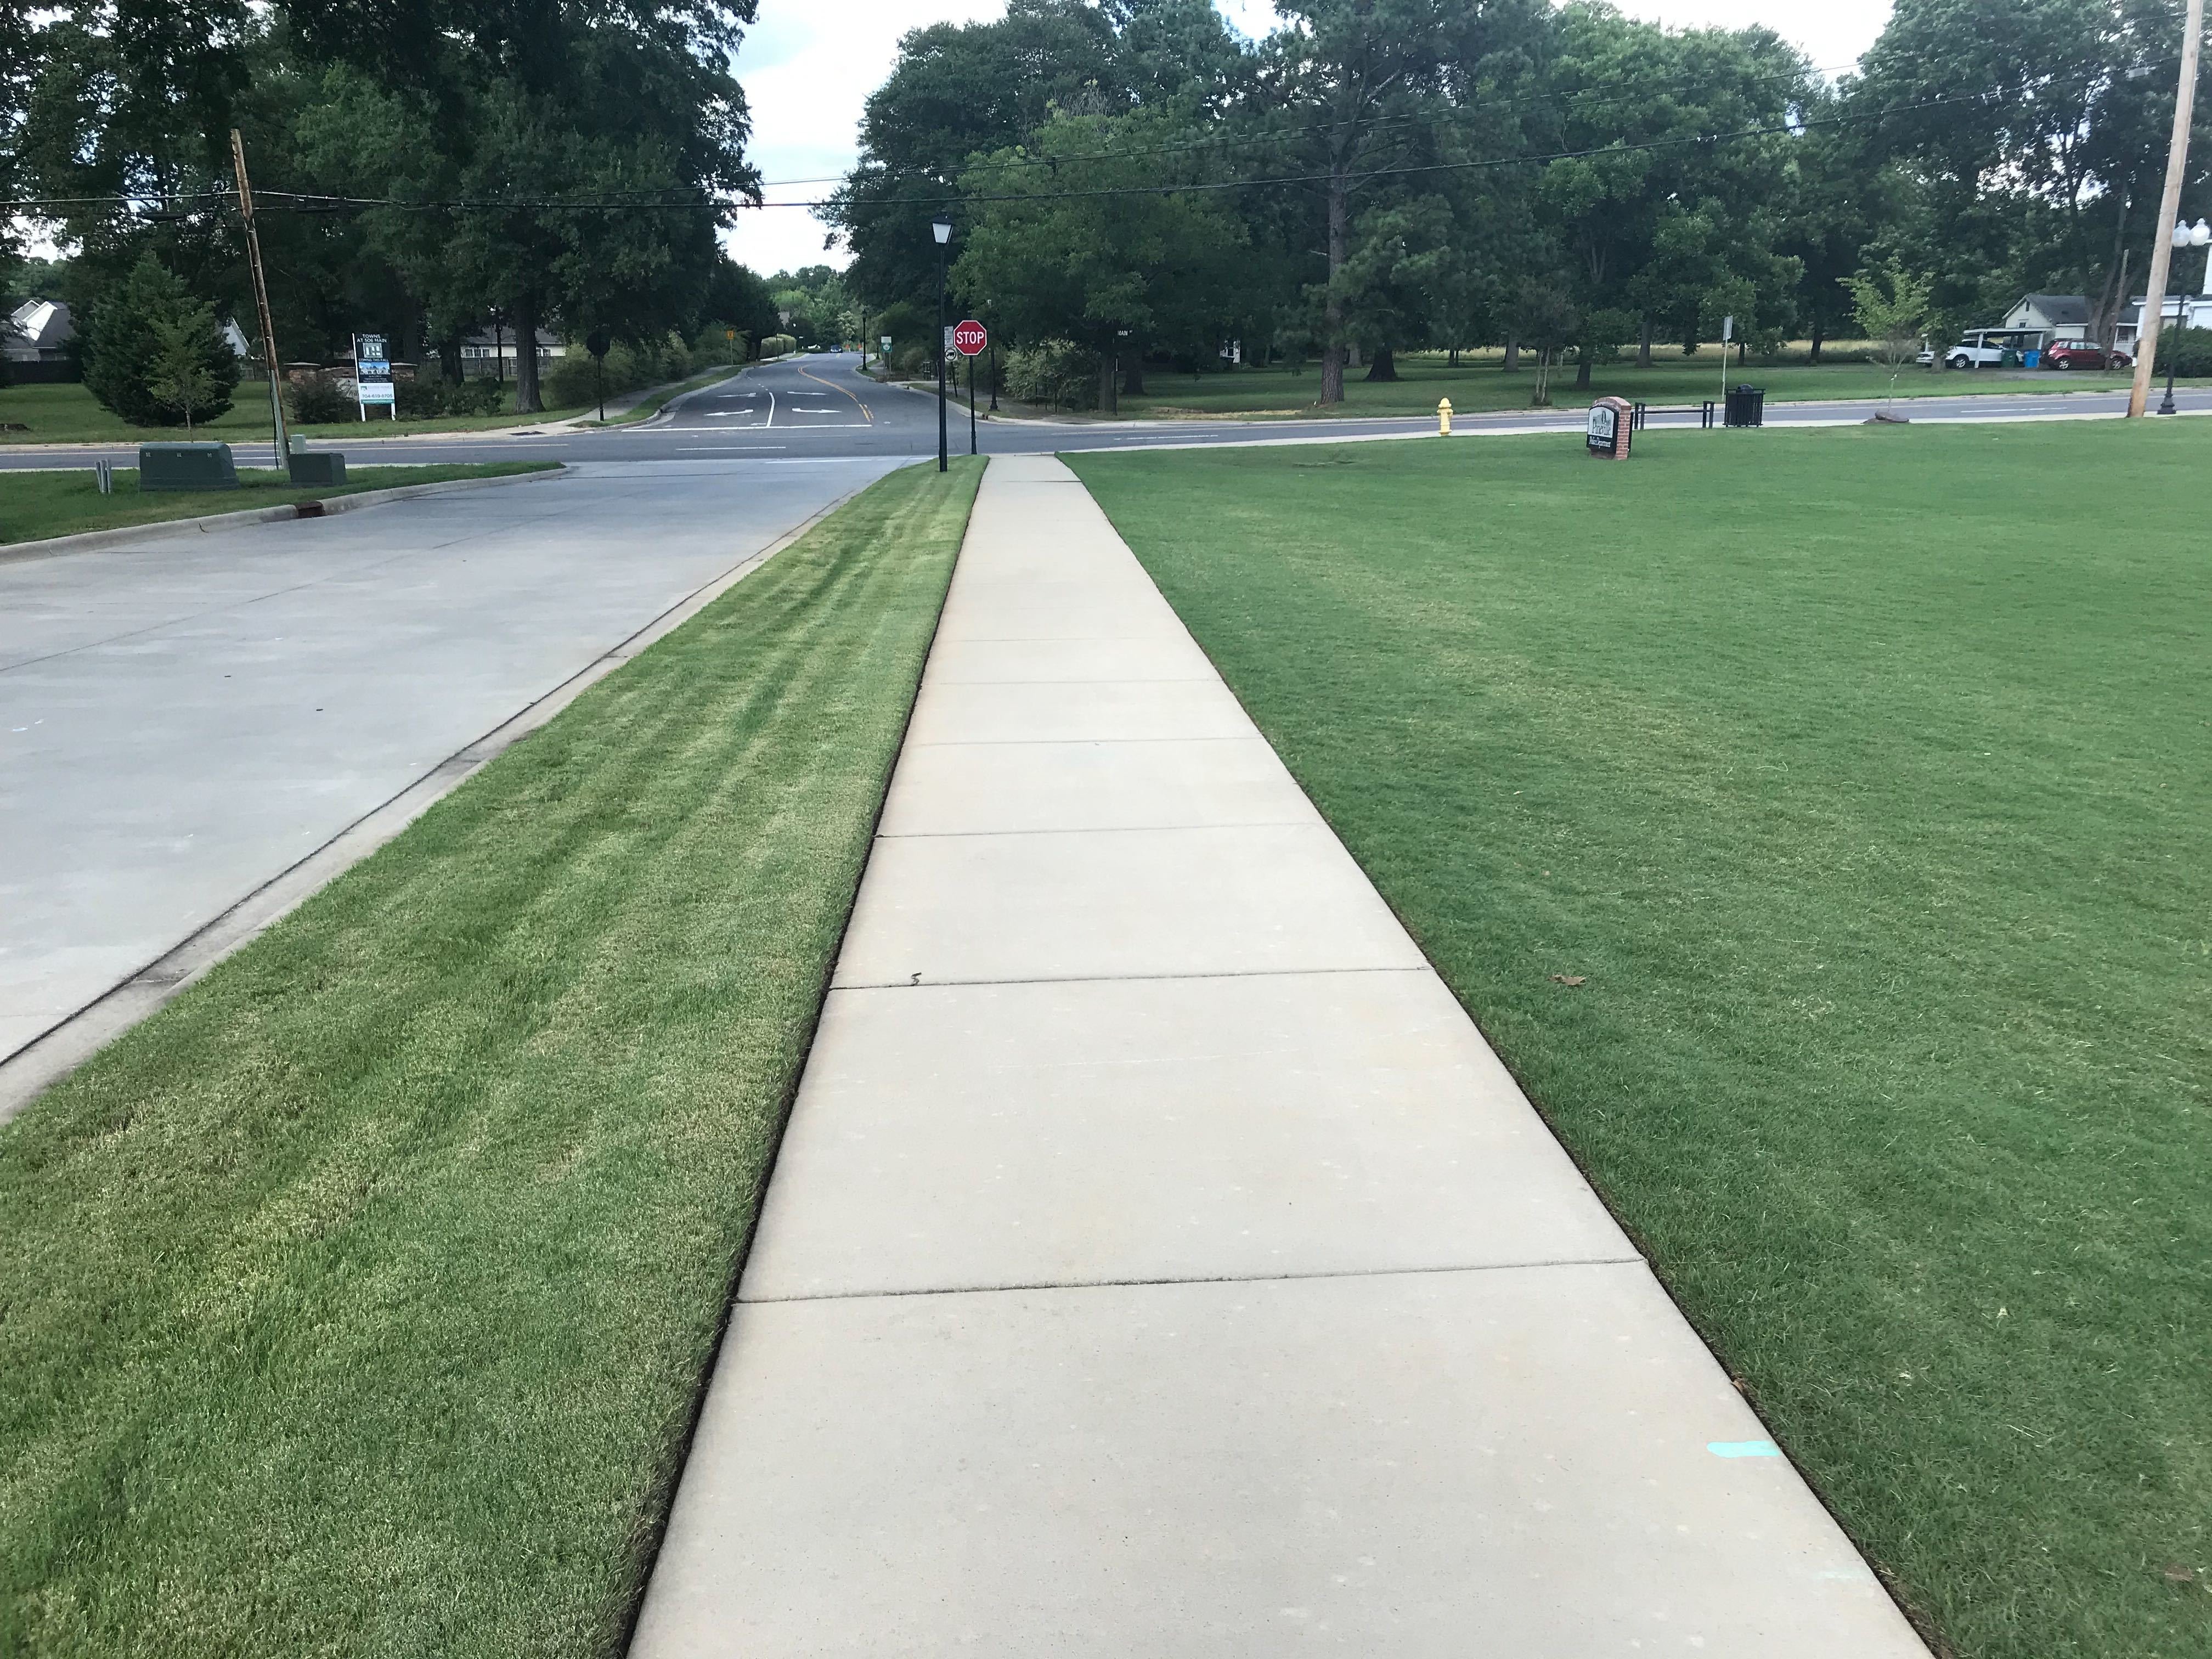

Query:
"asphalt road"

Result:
[[8, 349, 2212, 474]]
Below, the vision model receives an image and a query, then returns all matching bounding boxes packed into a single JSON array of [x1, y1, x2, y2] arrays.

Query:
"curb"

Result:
[[0, 474, 869, 1125], [0, 465, 566, 566]]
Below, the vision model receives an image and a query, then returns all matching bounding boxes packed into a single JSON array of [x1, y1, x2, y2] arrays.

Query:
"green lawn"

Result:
[[0, 459, 981, 1656], [1068, 425, 2212, 1659], [0, 379, 587, 443], [1121, 353, 2165, 419], [2, 464, 557, 545]]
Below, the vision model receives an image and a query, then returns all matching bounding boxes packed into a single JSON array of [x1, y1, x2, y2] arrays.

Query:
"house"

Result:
[[2001, 294, 2092, 340], [4, 298, 73, 363], [2115, 284, 2212, 351], [458, 324, 564, 377]]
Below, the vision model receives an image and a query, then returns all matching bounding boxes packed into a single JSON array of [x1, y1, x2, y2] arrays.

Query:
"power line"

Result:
[[766, 55, 1874, 191], [0, 59, 2182, 220]]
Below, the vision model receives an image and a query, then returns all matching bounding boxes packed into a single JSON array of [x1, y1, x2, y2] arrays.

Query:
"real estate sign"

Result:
[[353, 333, 396, 415]]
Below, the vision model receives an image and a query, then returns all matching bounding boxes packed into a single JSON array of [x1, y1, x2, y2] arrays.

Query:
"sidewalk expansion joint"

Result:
[[736, 1255, 1651, 1306], [873, 818, 1317, 840], [927, 674, 1221, 687], [831, 964, 1432, 992]]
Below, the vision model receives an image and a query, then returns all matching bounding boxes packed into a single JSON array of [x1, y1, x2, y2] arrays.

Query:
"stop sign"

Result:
[[952, 319, 989, 357]]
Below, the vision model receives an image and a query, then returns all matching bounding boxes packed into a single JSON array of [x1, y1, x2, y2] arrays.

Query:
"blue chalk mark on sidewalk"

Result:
[[1708, 1440, 1782, 1458]]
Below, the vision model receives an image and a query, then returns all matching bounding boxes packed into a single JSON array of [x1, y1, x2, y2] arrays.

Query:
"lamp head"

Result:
[[2192, 218, 2210, 247], [2176, 219, 2197, 249], [933, 220, 953, 245]]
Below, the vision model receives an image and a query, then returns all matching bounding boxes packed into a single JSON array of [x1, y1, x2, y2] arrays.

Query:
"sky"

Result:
[[725, 0, 1898, 279]]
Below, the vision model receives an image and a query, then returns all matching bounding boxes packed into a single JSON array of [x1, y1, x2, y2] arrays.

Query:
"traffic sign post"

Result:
[[955, 322, 986, 456]]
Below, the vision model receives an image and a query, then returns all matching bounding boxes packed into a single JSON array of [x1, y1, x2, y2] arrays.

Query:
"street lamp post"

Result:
[[2158, 217, 2211, 415], [933, 219, 952, 473]]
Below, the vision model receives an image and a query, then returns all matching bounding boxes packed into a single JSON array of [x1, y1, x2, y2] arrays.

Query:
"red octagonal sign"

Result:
[[953, 319, 989, 357]]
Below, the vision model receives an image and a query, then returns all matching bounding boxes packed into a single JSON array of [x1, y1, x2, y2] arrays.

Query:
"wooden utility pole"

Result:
[[229, 128, 289, 464], [2129, 0, 2205, 417]]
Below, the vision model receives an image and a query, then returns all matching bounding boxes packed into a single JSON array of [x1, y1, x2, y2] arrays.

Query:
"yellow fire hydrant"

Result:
[[1437, 397, 1453, 436]]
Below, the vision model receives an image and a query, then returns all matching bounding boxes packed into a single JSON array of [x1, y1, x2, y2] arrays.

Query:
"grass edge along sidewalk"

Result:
[[0, 457, 982, 1657], [2, 462, 556, 546], [1068, 425, 2211, 1659]]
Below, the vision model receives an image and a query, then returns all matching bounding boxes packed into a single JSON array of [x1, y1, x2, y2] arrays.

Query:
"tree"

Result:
[[147, 304, 225, 427], [1846, 257, 1934, 409], [1260, 0, 1469, 405], [1511, 278, 1578, 407], [829, 2, 1122, 316], [1531, 8, 1808, 389], [290, 0, 759, 410], [952, 108, 1248, 413], [81, 250, 239, 426], [1855, 0, 2211, 349]]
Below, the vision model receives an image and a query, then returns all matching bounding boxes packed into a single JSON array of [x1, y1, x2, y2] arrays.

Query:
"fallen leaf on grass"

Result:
[[1550, 974, 1587, 988], [2162, 1565, 2198, 1585]]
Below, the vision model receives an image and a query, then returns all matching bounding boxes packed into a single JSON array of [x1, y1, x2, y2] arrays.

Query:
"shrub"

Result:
[[758, 332, 797, 359], [544, 352, 601, 409], [453, 376, 508, 415], [1002, 338, 1099, 410], [81, 253, 240, 427], [2157, 326, 2212, 377], [286, 376, 353, 425], [393, 377, 442, 419]]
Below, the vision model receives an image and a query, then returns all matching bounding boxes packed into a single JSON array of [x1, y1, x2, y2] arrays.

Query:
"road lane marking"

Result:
[[796, 362, 874, 424]]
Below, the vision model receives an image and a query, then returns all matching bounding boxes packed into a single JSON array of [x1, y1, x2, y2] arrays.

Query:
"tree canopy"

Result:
[[5, 0, 777, 410], [823, 0, 2212, 405]]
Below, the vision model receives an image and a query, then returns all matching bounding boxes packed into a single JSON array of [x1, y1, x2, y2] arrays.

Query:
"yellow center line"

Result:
[[796, 363, 874, 424]]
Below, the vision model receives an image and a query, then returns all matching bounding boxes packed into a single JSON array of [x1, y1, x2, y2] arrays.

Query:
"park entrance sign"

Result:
[[1586, 396, 1633, 460], [953, 319, 988, 358]]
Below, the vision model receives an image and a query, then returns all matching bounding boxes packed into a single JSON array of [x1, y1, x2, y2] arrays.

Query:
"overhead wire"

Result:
[[0, 53, 2188, 219]]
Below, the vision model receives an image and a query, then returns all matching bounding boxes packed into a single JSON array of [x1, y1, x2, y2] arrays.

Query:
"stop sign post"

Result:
[[954, 321, 988, 456]]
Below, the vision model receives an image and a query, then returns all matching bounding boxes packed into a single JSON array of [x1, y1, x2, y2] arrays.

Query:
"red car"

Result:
[[2044, 340, 2131, 370]]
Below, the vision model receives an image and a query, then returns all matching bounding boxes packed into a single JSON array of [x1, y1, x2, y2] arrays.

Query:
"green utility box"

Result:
[[138, 442, 239, 492], [286, 451, 346, 486]]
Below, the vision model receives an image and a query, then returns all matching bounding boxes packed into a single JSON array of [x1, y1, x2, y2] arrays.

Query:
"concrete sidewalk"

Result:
[[630, 455, 1931, 1657]]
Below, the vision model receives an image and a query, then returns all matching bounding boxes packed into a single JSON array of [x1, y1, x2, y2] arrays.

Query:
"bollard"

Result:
[[1437, 397, 1453, 436]]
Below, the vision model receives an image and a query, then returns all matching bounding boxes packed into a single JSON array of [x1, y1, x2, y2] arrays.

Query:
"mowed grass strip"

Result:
[[0, 458, 981, 1656], [1068, 426, 2211, 1659], [1, 462, 555, 545]]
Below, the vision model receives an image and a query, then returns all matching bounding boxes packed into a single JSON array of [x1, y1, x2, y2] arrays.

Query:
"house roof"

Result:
[[2013, 294, 2091, 325], [5, 298, 73, 353], [2115, 294, 2210, 325]]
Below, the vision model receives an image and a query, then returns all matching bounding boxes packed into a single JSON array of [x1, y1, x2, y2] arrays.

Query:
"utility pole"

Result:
[[229, 129, 288, 467], [2130, 0, 2205, 417]]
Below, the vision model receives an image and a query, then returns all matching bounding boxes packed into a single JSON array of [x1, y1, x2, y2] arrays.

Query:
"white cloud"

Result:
[[724, 0, 1897, 278], [1610, 0, 1894, 75], [726, 1, 999, 278]]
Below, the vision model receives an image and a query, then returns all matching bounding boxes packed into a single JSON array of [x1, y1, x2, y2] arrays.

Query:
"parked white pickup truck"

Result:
[[1916, 330, 2034, 369]]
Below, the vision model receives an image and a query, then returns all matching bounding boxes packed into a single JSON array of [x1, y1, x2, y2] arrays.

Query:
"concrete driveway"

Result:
[[0, 457, 903, 1080]]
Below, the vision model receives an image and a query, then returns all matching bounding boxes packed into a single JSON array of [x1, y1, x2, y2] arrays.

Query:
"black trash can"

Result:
[[1723, 384, 1765, 428]]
